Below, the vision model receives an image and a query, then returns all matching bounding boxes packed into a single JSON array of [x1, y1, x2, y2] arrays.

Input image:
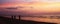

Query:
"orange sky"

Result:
[[0, 0, 60, 14]]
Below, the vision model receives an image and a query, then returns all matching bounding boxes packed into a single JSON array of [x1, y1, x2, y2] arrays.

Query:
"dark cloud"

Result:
[[0, 7, 31, 16], [5, 7, 17, 10]]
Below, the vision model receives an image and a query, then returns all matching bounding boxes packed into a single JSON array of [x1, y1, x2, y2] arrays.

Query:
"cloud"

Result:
[[0, 6, 60, 16], [0, 0, 33, 4], [0, 0, 60, 16]]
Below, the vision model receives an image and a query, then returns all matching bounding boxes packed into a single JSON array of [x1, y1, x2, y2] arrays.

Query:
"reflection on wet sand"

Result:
[[21, 16, 60, 23], [0, 16, 57, 24]]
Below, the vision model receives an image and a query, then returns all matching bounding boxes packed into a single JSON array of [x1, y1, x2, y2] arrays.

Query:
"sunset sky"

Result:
[[0, 0, 60, 16]]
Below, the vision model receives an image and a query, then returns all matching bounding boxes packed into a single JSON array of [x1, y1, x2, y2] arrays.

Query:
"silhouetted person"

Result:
[[11, 16, 14, 20], [13, 16, 16, 19], [18, 15, 20, 21], [11, 16, 16, 24]]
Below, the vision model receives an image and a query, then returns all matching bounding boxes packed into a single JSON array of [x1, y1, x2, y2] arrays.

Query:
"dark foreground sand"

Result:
[[0, 16, 57, 24]]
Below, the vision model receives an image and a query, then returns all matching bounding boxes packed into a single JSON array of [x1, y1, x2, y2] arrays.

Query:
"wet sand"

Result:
[[3, 16, 60, 24], [0, 16, 57, 24]]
